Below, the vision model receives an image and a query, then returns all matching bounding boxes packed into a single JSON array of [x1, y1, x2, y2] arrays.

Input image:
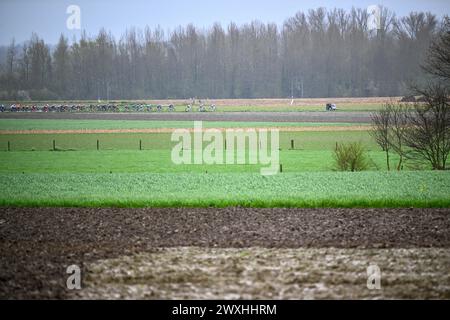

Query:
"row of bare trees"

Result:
[[0, 8, 445, 100], [371, 18, 450, 170]]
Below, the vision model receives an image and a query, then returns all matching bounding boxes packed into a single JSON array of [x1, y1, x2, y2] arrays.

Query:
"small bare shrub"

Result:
[[333, 142, 368, 172]]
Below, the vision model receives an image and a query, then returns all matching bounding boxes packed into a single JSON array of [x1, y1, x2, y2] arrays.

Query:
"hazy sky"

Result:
[[1, 0, 449, 45]]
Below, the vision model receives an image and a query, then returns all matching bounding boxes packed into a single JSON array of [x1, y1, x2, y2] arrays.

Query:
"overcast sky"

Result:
[[0, 0, 449, 45]]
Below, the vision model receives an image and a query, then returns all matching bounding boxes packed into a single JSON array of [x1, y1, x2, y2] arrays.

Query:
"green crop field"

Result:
[[0, 119, 448, 208], [0, 172, 448, 208]]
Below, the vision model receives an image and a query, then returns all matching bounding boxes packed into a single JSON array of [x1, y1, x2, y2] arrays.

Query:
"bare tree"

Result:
[[370, 106, 391, 170], [388, 103, 409, 170], [407, 14, 450, 170], [0, 8, 444, 99], [371, 102, 409, 170], [422, 16, 450, 82], [53, 34, 69, 97], [6, 38, 16, 75], [405, 85, 450, 170]]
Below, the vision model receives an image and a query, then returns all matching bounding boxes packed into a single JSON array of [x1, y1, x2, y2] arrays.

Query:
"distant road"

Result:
[[0, 111, 372, 123]]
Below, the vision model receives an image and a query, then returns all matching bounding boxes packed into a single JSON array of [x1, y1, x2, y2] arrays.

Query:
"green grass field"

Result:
[[0, 130, 376, 151], [0, 119, 368, 131], [0, 119, 448, 208], [0, 150, 399, 173]]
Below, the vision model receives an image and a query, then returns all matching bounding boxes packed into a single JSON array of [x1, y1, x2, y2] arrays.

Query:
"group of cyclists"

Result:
[[185, 104, 216, 112], [0, 102, 217, 113]]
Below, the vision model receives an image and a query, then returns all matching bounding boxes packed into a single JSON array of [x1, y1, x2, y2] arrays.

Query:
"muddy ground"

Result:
[[0, 207, 449, 299], [0, 111, 372, 123], [75, 247, 450, 299]]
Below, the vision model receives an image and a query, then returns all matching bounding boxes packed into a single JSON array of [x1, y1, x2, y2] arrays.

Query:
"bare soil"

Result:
[[75, 247, 450, 299], [0, 207, 448, 299]]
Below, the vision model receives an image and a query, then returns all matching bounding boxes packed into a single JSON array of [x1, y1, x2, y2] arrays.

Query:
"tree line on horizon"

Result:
[[0, 7, 445, 100]]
